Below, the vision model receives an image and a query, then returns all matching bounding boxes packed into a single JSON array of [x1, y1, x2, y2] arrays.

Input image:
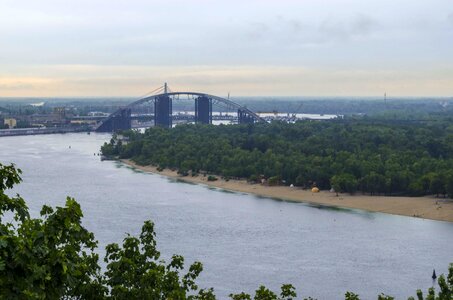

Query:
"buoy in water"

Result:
[[432, 269, 437, 280]]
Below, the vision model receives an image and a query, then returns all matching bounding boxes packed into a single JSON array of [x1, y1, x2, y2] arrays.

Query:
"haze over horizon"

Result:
[[0, 0, 452, 98]]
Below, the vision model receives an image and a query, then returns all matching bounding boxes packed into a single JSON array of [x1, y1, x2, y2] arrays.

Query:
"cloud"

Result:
[[0, 0, 451, 97], [243, 13, 379, 50], [288, 19, 303, 32], [246, 22, 270, 40], [319, 14, 378, 42], [0, 77, 57, 95], [245, 17, 306, 45], [0, 83, 35, 90], [351, 14, 378, 35]]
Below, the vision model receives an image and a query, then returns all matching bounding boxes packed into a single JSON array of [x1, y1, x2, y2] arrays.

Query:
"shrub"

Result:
[[268, 176, 281, 186], [207, 175, 218, 181]]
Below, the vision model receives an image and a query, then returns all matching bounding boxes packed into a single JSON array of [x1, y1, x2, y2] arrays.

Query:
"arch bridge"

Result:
[[95, 85, 264, 132]]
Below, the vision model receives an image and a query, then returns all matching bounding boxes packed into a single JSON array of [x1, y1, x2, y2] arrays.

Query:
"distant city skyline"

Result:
[[0, 0, 452, 97]]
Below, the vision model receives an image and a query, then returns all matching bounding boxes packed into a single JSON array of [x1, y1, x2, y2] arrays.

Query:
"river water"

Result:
[[1, 133, 452, 299]]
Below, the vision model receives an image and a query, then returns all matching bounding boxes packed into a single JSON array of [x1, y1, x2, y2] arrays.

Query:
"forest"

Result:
[[102, 117, 453, 198]]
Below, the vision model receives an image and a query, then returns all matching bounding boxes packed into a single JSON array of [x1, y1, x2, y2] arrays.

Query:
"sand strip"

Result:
[[120, 159, 453, 223]]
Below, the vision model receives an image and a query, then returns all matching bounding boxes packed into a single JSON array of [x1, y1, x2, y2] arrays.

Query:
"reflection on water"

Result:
[[1, 133, 453, 299]]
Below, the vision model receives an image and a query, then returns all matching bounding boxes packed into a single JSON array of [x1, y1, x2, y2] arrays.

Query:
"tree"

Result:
[[2, 163, 453, 299], [104, 220, 208, 299], [360, 172, 387, 196], [229, 284, 296, 300], [408, 264, 453, 299], [345, 292, 360, 300], [445, 173, 453, 198], [331, 173, 358, 195], [0, 163, 208, 299], [387, 170, 412, 195], [0, 163, 105, 299], [0, 163, 299, 299], [430, 173, 446, 197]]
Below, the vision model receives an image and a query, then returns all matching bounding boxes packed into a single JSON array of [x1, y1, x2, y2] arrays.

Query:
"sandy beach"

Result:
[[121, 159, 453, 223]]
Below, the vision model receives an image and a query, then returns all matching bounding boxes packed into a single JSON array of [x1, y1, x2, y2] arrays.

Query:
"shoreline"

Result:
[[120, 159, 453, 223]]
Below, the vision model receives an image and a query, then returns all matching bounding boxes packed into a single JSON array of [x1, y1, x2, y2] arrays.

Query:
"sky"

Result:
[[0, 0, 452, 97]]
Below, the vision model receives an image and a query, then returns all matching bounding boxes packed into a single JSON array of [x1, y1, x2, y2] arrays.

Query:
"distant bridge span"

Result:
[[95, 91, 265, 132]]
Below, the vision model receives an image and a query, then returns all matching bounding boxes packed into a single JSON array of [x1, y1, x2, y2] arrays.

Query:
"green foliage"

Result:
[[430, 173, 447, 197], [377, 294, 394, 300], [0, 163, 104, 299], [411, 263, 453, 300], [0, 163, 28, 223], [254, 286, 277, 300], [345, 292, 360, 300], [280, 284, 297, 299], [2, 163, 453, 299], [104, 220, 206, 299], [100, 137, 117, 157], [268, 175, 282, 186], [0, 163, 208, 299], [445, 175, 453, 198], [207, 175, 218, 181], [102, 120, 453, 197], [248, 174, 260, 183], [229, 292, 252, 300], [229, 284, 296, 300], [331, 173, 358, 194]]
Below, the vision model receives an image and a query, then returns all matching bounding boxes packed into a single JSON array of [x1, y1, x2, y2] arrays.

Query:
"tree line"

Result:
[[102, 118, 453, 197]]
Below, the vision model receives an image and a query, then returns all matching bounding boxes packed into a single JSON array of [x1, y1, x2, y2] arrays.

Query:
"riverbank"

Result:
[[121, 159, 453, 222]]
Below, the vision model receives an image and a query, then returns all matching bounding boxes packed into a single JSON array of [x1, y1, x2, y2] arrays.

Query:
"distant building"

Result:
[[4, 118, 17, 128], [53, 107, 66, 121], [24, 107, 70, 127]]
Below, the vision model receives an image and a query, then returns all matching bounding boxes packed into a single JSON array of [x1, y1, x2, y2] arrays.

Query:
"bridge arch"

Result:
[[95, 92, 264, 132]]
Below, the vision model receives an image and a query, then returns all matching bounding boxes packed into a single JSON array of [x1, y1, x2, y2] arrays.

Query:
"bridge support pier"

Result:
[[154, 95, 172, 128], [95, 108, 131, 132], [238, 109, 255, 124], [195, 96, 212, 124]]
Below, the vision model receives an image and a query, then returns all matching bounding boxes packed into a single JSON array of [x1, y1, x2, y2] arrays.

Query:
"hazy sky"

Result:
[[0, 0, 452, 97]]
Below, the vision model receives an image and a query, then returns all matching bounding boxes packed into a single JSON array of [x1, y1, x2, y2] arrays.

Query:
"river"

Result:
[[1, 133, 452, 299]]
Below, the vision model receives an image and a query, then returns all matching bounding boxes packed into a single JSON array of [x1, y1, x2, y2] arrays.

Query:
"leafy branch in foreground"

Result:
[[0, 163, 104, 299], [103, 220, 210, 299], [229, 284, 297, 299], [1, 162, 452, 299]]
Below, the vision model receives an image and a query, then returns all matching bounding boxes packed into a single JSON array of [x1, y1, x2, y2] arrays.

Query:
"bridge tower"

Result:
[[154, 94, 172, 128], [238, 108, 255, 124], [195, 96, 212, 124]]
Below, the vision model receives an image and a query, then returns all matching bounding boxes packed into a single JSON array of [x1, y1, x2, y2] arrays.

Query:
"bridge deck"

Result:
[[0, 127, 89, 137]]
